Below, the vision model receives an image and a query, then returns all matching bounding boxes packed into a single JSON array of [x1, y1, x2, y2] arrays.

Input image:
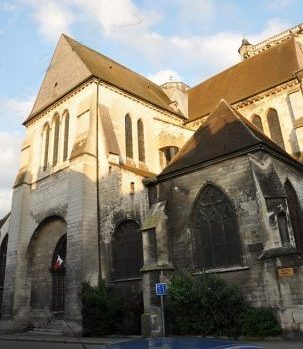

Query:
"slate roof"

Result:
[[188, 37, 303, 122], [25, 35, 181, 123], [159, 100, 298, 179], [0, 213, 10, 230]]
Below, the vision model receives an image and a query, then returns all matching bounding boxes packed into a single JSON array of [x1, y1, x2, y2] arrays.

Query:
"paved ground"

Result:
[[0, 335, 302, 349]]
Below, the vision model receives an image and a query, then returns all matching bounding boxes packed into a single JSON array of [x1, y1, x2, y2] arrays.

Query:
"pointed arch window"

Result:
[[43, 124, 50, 171], [0, 235, 8, 316], [63, 111, 69, 161], [192, 184, 242, 270], [112, 220, 143, 280], [137, 119, 145, 162], [52, 114, 60, 166], [267, 109, 285, 149], [125, 114, 133, 159], [252, 114, 263, 132], [285, 180, 303, 251]]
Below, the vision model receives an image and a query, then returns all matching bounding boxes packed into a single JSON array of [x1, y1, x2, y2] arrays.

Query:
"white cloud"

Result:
[[0, 94, 33, 217], [250, 18, 290, 43], [25, 0, 74, 42], [0, 95, 35, 124], [0, 132, 23, 218], [148, 70, 183, 85]]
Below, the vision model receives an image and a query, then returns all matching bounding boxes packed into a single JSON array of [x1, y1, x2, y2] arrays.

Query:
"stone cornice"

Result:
[[25, 77, 186, 128]]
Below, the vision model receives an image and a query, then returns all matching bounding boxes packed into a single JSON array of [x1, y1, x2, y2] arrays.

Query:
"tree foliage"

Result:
[[241, 307, 282, 337], [81, 281, 124, 336], [165, 274, 248, 337]]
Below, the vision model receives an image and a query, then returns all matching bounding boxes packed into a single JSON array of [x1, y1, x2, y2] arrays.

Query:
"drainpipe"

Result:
[[96, 79, 102, 283]]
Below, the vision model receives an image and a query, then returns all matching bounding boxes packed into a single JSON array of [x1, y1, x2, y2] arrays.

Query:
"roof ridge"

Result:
[[190, 36, 295, 91], [63, 34, 166, 90]]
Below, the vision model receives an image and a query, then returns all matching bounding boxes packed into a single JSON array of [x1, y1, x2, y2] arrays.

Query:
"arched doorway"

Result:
[[111, 219, 143, 334], [191, 184, 242, 270], [51, 234, 66, 313], [28, 217, 67, 318], [285, 180, 303, 251], [0, 235, 8, 316]]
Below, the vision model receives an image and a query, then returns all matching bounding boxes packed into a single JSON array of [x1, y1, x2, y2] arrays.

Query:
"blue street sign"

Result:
[[155, 282, 167, 296]]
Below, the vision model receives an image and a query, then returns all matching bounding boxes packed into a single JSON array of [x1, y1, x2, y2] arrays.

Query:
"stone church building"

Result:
[[1, 23, 303, 335]]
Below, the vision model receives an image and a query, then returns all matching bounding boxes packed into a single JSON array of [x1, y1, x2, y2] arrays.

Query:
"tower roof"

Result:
[[159, 100, 299, 180], [188, 37, 303, 122], [25, 35, 182, 123]]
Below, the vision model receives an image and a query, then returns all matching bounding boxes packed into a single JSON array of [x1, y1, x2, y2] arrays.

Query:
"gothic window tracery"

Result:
[[267, 108, 285, 149], [125, 114, 133, 159], [192, 184, 242, 270], [252, 114, 263, 132], [52, 114, 60, 166], [112, 220, 143, 280], [63, 111, 69, 161], [137, 119, 145, 162]]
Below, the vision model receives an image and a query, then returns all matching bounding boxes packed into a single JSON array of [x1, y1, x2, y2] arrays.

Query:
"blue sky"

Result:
[[0, 0, 303, 216]]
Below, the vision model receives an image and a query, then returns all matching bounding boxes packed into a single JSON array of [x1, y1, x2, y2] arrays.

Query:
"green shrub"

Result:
[[241, 307, 282, 337], [165, 274, 248, 337], [81, 281, 125, 336]]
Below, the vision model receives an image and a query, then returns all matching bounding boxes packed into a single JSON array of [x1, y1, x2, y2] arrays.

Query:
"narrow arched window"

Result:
[[112, 220, 143, 280], [52, 115, 60, 166], [125, 114, 133, 159], [137, 119, 145, 162], [267, 109, 285, 149], [0, 235, 8, 316], [192, 184, 242, 270], [63, 112, 69, 161], [285, 180, 303, 251], [252, 114, 263, 132], [43, 124, 50, 171]]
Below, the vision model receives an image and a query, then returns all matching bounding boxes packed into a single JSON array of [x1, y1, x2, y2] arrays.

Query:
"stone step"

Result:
[[27, 329, 64, 336]]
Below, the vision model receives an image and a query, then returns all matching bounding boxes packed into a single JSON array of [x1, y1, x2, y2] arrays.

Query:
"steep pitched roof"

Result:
[[188, 37, 303, 122], [159, 100, 299, 179], [25, 35, 181, 123], [0, 213, 10, 230]]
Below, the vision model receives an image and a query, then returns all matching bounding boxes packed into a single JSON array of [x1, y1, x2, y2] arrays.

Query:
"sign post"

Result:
[[155, 282, 167, 337]]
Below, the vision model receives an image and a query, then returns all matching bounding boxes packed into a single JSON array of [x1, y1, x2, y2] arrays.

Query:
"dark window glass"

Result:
[[0, 235, 8, 316], [192, 185, 242, 270], [53, 115, 60, 166], [267, 109, 285, 149], [112, 220, 143, 280], [137, 119, 145, 162], [252, 114, 263, 132], [43, 124, 50, 171], [125, 114, 133, 159], [285, 180, 303, 251], [63, 112, 69, 161]]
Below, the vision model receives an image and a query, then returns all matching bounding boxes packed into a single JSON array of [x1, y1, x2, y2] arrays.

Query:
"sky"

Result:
[[0, 0, 303, 216]]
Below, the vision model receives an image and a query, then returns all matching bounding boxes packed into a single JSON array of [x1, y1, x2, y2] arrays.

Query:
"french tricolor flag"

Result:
[[53, 255, 64, 270]]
